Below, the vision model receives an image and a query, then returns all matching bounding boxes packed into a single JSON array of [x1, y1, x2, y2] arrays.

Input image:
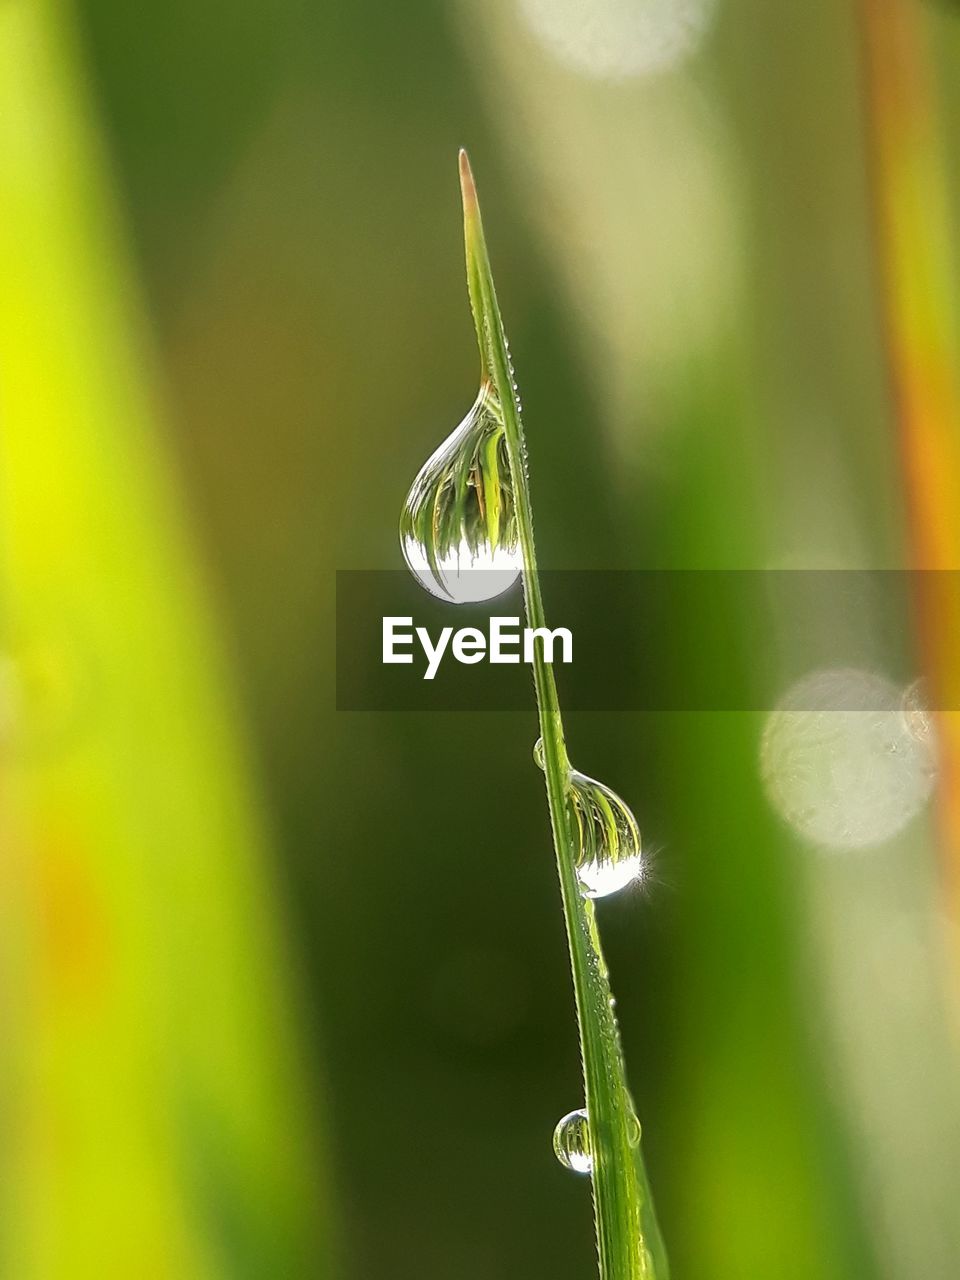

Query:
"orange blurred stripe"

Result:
[[859, 0, 960, 889]]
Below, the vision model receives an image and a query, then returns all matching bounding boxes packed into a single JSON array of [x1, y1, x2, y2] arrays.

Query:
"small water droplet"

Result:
[[553, 1109, 593, 1174], [627, 1112, 642, 1145], [400, 383, 521, 603], [553, 1108, 643, 1173]]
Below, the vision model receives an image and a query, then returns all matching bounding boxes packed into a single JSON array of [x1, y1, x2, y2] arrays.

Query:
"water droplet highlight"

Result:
[[533, 737, 644, 899], [553, 1109, 593, 1174], [400, 383, 521, 603]]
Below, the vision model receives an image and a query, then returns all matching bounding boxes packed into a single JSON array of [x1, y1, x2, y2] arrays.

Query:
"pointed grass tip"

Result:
[[459, 148, 478, 212]]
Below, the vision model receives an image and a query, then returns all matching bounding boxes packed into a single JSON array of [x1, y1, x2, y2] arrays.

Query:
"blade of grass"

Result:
[[459, 149, 668, 1280]]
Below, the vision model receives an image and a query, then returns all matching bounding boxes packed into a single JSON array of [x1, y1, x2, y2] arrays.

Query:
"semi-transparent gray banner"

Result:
[[335, 570, 956, 711]]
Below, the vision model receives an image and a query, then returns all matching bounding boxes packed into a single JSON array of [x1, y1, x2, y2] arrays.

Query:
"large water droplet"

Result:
[[553, 1109, 593, 1174], [400, 383, 521, 603], [533, 738, 644, 898]]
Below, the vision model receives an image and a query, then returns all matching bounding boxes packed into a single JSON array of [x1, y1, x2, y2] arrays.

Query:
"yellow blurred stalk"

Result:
[[859, 0, 960, 899], [0, 3, 333, 1276]]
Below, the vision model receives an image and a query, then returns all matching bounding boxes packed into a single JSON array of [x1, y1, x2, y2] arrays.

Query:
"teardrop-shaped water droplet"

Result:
[[400, 383, 521, 603], [553, 1109, 593, 1174], [533, 739, 644, 898], [568, 770, 644, 898]]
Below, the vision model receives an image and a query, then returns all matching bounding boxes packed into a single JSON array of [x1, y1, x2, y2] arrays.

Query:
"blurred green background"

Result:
[[3, 0, 960, 1277]]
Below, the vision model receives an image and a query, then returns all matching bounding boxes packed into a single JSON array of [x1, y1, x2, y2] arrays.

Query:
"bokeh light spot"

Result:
[[516, 0, 719, 80], [760, 668, 937, 851]]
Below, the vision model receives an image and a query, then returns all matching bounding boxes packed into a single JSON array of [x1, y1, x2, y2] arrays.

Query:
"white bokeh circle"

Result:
[[760, 668, 937, 851]]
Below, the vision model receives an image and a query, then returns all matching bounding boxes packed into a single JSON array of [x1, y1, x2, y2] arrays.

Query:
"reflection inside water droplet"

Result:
[[553, 1108, 593, 1173], [400, 383, 521, 603], [533, 737, 644, 898]]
